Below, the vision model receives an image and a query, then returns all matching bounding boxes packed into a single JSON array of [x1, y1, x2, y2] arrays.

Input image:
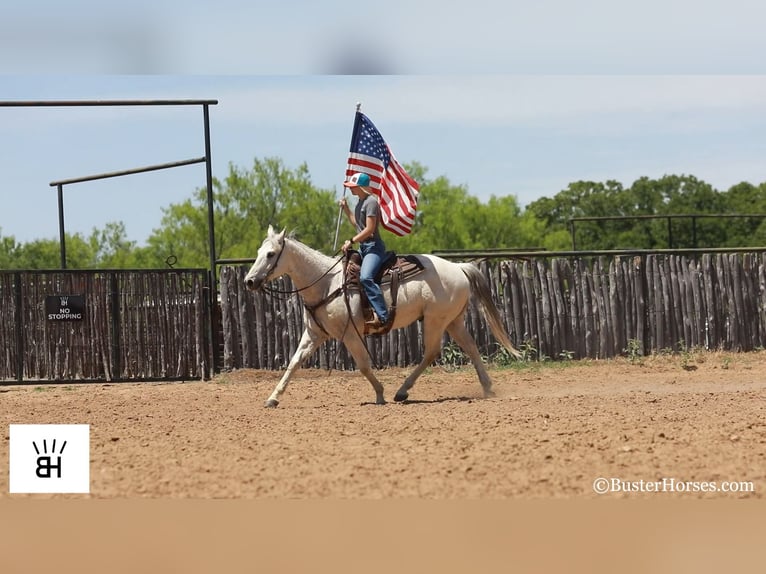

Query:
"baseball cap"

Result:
[[343, 172, 371, 188]]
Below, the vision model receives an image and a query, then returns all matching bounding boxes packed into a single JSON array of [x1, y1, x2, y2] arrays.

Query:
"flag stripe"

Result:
[[388, 158, 418, 212], [381, 175, 413, 226], [347, 154, 383, 175], [345, 112, 420, 236], [382, 163, 417, 226]]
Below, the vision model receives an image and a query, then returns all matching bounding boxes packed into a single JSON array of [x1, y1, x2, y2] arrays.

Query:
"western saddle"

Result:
[[343, 250, 425, 335]]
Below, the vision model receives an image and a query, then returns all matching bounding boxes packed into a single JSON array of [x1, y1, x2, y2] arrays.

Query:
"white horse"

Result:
[[244, 226, 521, 407]]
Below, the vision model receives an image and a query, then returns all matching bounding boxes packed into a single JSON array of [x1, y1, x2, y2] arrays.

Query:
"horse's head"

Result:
[[244, 226, 287, 291]]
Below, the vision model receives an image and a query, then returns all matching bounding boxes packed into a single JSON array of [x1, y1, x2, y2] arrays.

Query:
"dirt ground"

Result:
[[1, 350, 764, 499]]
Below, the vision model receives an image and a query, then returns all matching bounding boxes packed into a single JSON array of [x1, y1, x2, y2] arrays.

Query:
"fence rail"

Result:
[[0, 269, 211, 383], [219, 251, 766, 370]]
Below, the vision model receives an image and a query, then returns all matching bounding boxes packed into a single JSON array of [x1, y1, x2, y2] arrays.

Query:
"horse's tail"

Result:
[[460, 263, 522, 360]]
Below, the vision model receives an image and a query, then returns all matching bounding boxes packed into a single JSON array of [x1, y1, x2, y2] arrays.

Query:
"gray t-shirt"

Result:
[[354, 194, 382, 244]]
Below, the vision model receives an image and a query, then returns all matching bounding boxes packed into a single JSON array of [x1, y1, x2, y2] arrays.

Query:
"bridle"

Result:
[[260, 237, 345, 298], [256, 236, 378, 368]]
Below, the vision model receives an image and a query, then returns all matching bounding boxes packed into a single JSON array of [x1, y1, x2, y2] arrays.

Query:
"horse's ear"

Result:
[[278, 227, 286, 241], [267, 224, 275, 236]]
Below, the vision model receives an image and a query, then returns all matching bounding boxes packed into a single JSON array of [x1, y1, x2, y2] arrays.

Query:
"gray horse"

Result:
[[244, 226, 520, 407]]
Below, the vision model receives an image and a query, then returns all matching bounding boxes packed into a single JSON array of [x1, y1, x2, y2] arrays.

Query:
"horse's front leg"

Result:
[[342, 333, 386, 405], [265, 328, 326, 408]]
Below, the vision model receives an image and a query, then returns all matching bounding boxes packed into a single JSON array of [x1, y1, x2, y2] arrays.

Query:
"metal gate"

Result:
[[0, 269, 213, 384]]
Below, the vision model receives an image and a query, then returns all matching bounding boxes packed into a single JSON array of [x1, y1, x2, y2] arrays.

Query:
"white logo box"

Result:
[[9, 424, 90, 494]]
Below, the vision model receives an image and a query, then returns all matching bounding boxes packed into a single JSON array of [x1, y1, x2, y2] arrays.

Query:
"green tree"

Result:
[[376, 164, 532, 254], [0, 224, 142, 269], [655, 175, 725, 248], [720, 182, 766, 246], [7, 234, 96, 269], [0, 233, 21, 268], [524, 175, 753, 250], [87, 222, 139, 268], [144, 157, 338, 268], [409, 175, 482, 251], [527, 180, 626, 250]]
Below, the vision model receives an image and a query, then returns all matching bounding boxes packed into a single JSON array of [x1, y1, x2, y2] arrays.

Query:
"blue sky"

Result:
[[2, 75, 766, 246], [1, 2, 765, 246]]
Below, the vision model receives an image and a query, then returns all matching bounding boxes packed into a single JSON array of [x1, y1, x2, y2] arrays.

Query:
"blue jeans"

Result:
[[359, 241, 388, 322]]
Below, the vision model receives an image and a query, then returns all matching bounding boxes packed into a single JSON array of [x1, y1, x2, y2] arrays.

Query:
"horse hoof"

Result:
[[393, 392, 408, 402], [264, 398, 279, 408], [484, 389, 496, 398]]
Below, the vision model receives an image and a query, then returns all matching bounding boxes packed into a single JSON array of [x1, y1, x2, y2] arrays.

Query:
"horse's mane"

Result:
[[268, 226, 335, 261]]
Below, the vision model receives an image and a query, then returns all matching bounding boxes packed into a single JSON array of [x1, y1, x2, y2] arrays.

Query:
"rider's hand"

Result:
[[338, 197, 348, 209], [342, 239, 352, 254]]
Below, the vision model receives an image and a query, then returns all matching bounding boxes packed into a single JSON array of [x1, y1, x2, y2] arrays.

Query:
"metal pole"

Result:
[[333, 187, 346, 251], [667, 216, 673, 249], [334, 103, 363, 251], [0, 99, 218, 108], [692, 216, 697, 248], [203, 104, 216, 287], [57, 184, 67, 269], [203, 104, 217, 378], [50, 157, 206, 187], [570, 219, 577, 251]]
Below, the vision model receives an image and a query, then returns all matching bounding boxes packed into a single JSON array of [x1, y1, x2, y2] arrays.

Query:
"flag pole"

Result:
[[333, 102, 362, 251], [333, 185, 343, 250]]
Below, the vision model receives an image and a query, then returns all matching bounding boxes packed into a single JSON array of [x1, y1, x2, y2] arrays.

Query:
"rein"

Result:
[[257, 239, 378, 369], [262, 240, 345, 298]]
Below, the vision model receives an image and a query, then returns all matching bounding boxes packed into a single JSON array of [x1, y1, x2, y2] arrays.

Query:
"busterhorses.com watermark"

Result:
[[592, 477, 755, 495]]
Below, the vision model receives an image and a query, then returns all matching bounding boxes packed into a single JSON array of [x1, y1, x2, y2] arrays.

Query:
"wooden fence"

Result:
[[219, 251, 766, 370], [0, 269, 212, 383]]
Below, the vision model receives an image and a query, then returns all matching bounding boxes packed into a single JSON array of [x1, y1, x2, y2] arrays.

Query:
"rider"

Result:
[[339, 172, 391, 330]]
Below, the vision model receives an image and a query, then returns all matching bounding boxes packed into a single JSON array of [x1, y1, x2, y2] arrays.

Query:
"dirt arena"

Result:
[[1, 350, 764, 499]]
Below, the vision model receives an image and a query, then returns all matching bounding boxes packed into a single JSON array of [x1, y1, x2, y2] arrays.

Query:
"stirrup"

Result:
[[365, 313, 386, 328], [364, 312, 392, 334]]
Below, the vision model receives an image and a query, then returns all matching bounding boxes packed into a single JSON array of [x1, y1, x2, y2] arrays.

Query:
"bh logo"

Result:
[[9, 424, 90, 493], [33, 438, 66, 478]]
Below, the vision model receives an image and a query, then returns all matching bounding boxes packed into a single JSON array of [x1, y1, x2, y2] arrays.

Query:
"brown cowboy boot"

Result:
[[365, 311, 393, 334], [365, 312, 384, 328]]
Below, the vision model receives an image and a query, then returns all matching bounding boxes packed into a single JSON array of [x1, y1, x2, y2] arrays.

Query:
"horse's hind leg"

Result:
[[264, 328, 326, 408], [394, 318, 445, 402], [445, 318, 495, 397]]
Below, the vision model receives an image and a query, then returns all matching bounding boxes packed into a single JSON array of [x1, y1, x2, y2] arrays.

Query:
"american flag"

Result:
[[346, 111, 420, 236]]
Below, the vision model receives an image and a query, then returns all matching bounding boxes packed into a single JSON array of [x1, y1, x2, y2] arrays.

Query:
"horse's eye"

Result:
[[266, 251, 275, 259]]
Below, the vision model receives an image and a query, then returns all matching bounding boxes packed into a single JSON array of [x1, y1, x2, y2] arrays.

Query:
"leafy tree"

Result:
[[720, 182, 766, 247], [527, 180, 627, 250], [87, 222, 139, 268], [5, 234, 95, 269], [518, 211, 570, 251], [4, 159, 766, 270], [143, 196, 211, 269], [654, 175, 725, 248], [524, 175, 766, 250], [144, 157, 338, 268], [372, 164, 531, 254], [407, 174, 482, 252], [0, 225, 139, 269], [0, 233, 21, 269]]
